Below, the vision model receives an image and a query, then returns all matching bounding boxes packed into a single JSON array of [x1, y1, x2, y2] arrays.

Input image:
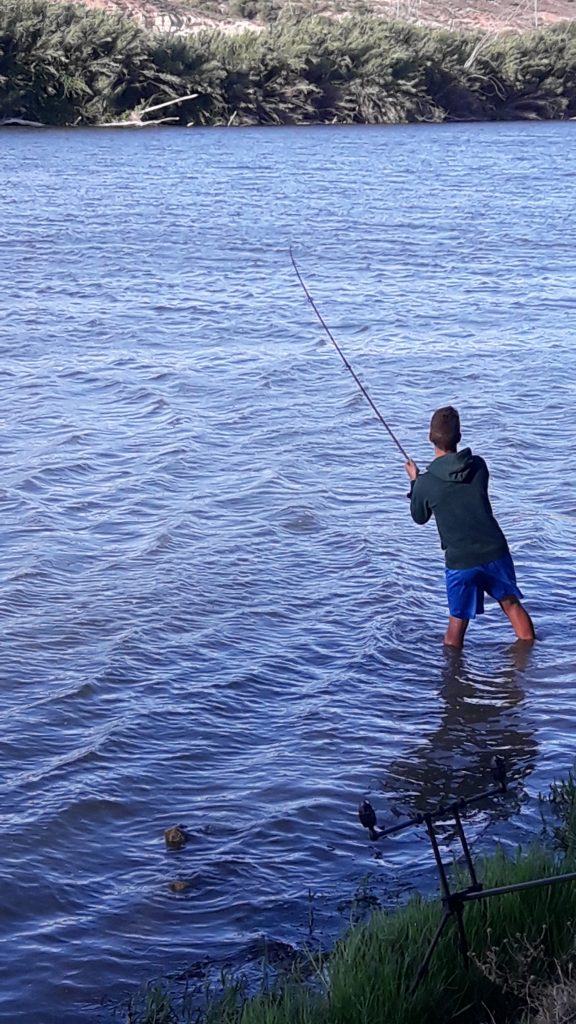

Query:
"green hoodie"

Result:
[[409, 448, 509, 570]]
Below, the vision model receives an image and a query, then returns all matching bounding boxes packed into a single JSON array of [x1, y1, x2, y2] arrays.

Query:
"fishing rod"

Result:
[[290, 249, 410, 462]]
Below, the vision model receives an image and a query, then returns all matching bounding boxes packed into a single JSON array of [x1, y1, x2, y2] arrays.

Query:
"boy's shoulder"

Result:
[[414, 450, 489, 491], [470, 452, 489, 471]]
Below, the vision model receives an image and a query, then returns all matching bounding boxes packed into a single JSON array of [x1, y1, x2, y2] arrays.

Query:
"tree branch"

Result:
[[0, 118, 47, 127], [141, 93, 198, 116]]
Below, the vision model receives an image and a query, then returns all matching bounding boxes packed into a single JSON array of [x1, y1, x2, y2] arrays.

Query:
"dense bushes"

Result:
[[1, 0, 576, 125]]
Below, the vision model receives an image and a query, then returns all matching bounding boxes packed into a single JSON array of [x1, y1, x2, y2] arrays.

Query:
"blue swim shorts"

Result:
[[445, 552, 523, 620]]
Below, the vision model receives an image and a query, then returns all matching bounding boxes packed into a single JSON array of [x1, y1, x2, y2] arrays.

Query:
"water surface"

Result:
[[0, 121, 575, 1022]]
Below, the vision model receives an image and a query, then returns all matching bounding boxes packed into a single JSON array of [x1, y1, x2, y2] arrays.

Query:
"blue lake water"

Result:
[[0, 121, 575, 1022]]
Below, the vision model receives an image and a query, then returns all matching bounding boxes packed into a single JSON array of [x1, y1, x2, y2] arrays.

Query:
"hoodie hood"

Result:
[[427, 448, 475, 483]]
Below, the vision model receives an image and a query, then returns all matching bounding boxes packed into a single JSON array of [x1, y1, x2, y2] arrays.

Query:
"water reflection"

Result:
[[380, 643, 537, 817]]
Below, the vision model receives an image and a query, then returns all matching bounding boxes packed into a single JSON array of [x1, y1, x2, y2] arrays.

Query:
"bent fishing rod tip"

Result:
[[289, 250, 411, 462]]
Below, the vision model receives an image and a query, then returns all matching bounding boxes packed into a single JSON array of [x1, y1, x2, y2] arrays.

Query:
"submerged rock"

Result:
[[169, 879, 192, 892], [164, 824, 190, 849]]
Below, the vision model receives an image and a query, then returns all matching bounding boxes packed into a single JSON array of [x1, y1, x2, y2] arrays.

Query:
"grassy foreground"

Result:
[[1, 0, 576, 126], [128, 775, 576, 1024]]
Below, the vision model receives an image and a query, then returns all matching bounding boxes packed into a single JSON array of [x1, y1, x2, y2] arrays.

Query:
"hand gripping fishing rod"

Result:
[[290, 249, 410, 462]]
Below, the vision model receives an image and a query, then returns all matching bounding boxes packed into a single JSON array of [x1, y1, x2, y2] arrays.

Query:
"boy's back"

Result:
[[410, 448, 508, 570], [405, 406, 534, 647]]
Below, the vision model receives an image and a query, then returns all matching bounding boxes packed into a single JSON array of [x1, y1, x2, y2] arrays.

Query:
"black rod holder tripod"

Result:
[[358, 757, 576, 992]]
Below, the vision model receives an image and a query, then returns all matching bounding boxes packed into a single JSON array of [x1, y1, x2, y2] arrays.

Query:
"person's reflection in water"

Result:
[[380, 641, 537, 820]]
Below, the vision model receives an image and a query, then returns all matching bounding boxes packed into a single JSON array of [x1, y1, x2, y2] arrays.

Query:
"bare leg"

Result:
[[444, 615, 469, 648], [499, 597, 535, 642]]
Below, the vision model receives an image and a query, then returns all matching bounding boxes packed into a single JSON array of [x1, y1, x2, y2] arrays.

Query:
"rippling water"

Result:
[[1, 122, 576, 1022]]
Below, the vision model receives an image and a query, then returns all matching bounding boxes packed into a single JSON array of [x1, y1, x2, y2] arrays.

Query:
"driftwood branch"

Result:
[[97, 92, 198, 128], [0, 117, 47, 127], [1, 93, 199, 130], [97, 116, 180, 128], [140, 93, 198, 116], [464, 33, 494, 69]]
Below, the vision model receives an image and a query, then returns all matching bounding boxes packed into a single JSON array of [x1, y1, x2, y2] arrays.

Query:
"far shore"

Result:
[[3, 3, 576, 129]]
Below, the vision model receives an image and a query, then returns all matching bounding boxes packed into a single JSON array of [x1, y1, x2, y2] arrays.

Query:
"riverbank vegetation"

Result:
[[144, 0, 376, 19], [127, 773, 576, 1024], [1, 0, 576, 126]]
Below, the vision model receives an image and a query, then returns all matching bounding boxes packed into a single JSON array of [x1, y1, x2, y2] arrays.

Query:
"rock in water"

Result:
[[164, 824, 190, 849]]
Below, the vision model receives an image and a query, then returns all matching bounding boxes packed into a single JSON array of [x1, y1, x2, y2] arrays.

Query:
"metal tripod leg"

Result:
[[412, 910, 453, 991], [412, 900, 469, 993], [454, 901, 469, 968]]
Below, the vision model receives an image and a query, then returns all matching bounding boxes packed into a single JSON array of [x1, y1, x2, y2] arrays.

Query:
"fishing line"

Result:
[[290, 249, 410, 462]]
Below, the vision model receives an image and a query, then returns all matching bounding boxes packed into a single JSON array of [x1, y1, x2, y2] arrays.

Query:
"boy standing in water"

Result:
[[405, 406, 535, 648]]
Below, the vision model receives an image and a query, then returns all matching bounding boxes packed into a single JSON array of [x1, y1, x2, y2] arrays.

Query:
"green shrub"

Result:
[[2, 1, 576, 125]]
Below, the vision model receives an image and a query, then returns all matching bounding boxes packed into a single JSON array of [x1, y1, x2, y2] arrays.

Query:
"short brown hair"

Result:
[[429, 406, 461, 451]]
